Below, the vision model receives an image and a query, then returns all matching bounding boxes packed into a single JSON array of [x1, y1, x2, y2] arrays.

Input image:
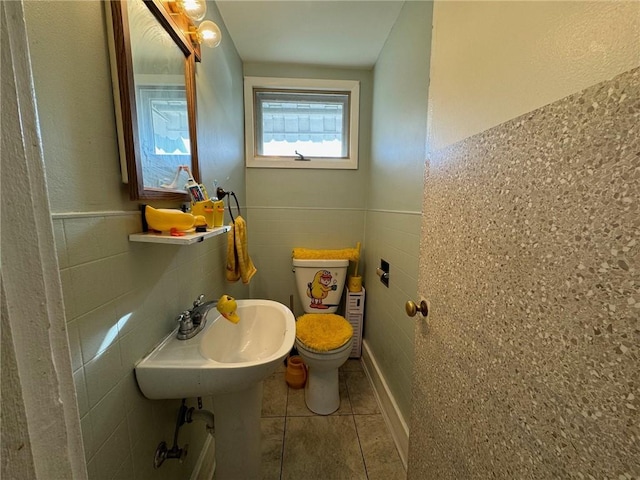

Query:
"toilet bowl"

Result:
[[292, 257, 354, 414], [296, 335, 353, 414]]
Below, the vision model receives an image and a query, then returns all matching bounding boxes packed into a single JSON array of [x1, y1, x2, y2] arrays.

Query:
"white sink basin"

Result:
[[135, 299, 295, 399]]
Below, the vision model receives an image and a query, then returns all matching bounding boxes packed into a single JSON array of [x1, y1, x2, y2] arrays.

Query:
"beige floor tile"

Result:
[[281, 416, 367, 480], [261, 417, 285, 480], [274, 360, 287, 374], [262, 373, 289, 417], [341, 358, 364, 372], [285, 385, 312, 417], [260, 357, 403, 480], [344, 371, 380, 415], [354, 414, 406, 480]]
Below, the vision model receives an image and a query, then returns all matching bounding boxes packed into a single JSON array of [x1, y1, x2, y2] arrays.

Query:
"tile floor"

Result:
[[259, 358, 406, 480]]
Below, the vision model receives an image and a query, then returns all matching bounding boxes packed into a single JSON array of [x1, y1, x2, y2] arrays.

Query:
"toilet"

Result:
[[293, 258, 354, 415]]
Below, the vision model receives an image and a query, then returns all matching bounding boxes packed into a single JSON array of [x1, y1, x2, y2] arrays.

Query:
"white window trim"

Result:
[[244, 76, 360, 169]]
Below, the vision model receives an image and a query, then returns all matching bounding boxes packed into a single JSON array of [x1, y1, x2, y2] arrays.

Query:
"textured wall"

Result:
[[409, 68, 639, 478]]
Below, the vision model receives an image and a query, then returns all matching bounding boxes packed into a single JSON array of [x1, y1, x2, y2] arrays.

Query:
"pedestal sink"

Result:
[[135, 299, 296, 479]]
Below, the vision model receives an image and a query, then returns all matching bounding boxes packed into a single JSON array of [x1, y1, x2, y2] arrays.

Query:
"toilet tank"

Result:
[[293, 259, 349, 314]]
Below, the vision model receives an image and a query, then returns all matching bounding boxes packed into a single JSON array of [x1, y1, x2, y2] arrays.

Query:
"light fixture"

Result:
[[167, 0, 221, 50], [190, 20, 222, 48], [175, 0, 207, 22]]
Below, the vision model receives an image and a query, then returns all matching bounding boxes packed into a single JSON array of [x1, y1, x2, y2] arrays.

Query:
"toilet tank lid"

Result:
[[292, 247, 359, 261], [292, 258, 349, 267]]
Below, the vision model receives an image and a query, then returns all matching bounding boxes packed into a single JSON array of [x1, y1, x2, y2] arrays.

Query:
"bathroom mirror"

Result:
[[107, 0, 200, 201]]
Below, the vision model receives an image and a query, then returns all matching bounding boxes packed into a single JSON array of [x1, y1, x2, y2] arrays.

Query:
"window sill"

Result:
[[247, 156, 357, 169]]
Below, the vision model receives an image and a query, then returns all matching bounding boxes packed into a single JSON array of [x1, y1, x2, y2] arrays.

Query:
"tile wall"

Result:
[[362, 210, 421, 420], [54, 212, 247, 479], [246, 207, 365, 316]]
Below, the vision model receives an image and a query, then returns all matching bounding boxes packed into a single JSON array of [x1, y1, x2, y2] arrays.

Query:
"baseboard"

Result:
[[361, 340, 410, 469], [191, 434, 216, 480]]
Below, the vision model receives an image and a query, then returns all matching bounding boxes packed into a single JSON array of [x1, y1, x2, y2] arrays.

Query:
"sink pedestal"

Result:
[[134, 299, 296, 477], [212, 382, 263, 479]]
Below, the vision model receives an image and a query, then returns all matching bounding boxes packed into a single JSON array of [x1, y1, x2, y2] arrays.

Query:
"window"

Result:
[[244, 77, 360, 169]]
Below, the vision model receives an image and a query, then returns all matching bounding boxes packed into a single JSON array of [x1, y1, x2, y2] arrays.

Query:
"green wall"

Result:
[[22, 0, 433, 476], [242, 3, 433, 427], [364, 1, 433, 423], [24, 1, 247, 478], [242, 2, 433, 428], [243, 62, 372, 313]]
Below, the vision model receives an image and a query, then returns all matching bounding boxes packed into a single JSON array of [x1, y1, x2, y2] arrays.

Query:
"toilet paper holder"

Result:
[[376, 267, 389, 281], [376, 259, 389, 287]]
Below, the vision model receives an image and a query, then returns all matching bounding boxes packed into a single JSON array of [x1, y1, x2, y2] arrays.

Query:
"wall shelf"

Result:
[[129, 226, 230, 245]]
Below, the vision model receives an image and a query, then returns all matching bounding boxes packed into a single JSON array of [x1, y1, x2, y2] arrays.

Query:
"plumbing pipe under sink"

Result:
[[186, 407, 215, 434]]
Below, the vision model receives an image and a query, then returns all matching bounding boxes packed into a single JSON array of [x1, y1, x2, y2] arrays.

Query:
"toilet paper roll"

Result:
[[376, 267, 389, 280]]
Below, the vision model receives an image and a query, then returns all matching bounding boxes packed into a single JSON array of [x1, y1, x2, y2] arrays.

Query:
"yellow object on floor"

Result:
[[292, 247, 360, 261], [226, 215, 257, 284], [296, 314, 353, 351]]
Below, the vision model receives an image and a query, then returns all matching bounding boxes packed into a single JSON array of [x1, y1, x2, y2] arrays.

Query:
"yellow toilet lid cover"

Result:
[[296, 314, 353, 352]]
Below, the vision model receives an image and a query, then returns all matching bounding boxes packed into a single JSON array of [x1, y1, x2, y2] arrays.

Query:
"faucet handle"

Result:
[[177, 310, 194, 333], [193, 294, 205, 308]]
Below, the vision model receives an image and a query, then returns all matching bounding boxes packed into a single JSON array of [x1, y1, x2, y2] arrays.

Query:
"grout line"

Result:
[[352, 412, 370, 479], [279, 416, 286, 480], [279, 384, 290, 480], [344, 367, 371, 479], [52, 210, 140, 219], [247, 206, 364, 212]]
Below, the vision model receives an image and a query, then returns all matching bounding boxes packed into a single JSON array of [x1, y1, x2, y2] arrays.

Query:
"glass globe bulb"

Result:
[[198, 20, 222, 48], [179, 0, 207, 22]]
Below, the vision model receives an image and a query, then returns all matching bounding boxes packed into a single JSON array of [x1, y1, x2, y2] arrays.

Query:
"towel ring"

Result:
[[216, 187, 241, 223]]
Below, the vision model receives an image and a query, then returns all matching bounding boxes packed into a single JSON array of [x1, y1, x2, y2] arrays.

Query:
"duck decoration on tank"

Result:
[[306, 270, 338, 309]]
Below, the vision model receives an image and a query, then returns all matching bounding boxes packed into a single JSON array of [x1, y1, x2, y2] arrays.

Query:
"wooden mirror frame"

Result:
[[108, 0, 200, 201]]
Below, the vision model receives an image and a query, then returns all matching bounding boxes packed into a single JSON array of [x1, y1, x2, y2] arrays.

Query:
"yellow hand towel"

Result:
[[225, 215, 257, 284], [225, 223, 240, 282]]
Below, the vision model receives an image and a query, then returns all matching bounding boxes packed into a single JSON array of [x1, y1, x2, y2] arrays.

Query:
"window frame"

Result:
[[244, 76, 360, 169]]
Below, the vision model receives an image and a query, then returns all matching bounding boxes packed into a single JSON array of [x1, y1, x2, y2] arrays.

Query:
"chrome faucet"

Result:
[[176, 294, 217, 340]]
